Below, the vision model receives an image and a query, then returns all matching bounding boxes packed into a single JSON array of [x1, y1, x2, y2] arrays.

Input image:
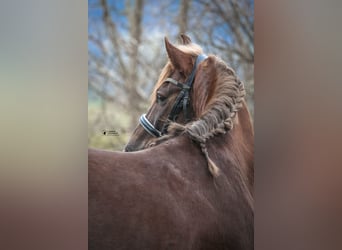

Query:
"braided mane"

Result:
[[182, 56, 245, 140], [164, 55, 246, 177]]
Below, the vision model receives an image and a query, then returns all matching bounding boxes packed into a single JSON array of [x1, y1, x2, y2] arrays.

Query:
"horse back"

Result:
[[89, 139, 253, 250]]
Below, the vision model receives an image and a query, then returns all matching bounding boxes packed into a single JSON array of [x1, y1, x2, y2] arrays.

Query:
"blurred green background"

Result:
[[88, 0, 254, 150]]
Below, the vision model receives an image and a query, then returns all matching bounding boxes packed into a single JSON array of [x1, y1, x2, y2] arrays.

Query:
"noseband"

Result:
[[139, 54, 207, 137]]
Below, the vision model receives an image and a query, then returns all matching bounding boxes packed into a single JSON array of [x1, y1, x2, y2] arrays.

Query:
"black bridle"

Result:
[[139, 54, 207, 138]]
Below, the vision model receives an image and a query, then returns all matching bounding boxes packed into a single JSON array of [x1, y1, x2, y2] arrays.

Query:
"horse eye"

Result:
[[156, 93, 166, 104]]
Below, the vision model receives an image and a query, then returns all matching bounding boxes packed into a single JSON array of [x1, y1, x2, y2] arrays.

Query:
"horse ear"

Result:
[[164, 37, 193, 73], [179, 34, 191, 45]]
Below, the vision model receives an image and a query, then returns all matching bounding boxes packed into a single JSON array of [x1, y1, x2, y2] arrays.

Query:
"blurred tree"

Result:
[[191, 0, 254, 114], [90, 0, 145, 122], [178, 0, 191, 36], [88, 0, 166, 149]]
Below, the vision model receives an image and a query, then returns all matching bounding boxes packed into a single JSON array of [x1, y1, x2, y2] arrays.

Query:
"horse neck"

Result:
[[207, 101, 254, 194]]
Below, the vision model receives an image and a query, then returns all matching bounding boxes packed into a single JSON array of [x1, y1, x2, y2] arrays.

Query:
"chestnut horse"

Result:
[[89, 35, 254, 250]]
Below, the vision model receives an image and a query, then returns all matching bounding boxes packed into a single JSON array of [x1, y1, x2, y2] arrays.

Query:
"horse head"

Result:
[[125, 35, 216, 152]]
